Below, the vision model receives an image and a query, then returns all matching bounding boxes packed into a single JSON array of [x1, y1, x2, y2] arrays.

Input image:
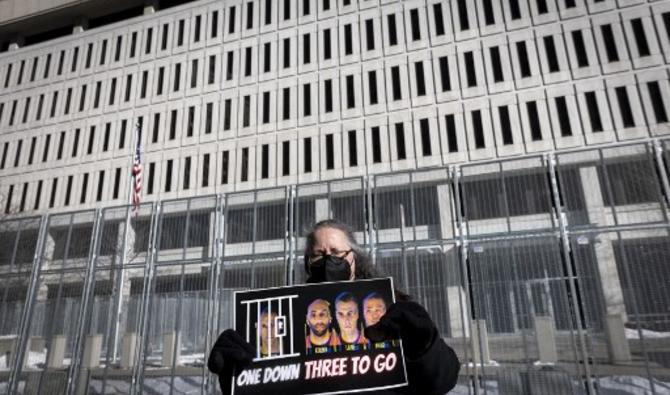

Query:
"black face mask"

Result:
[[307, 255, 352, 283]]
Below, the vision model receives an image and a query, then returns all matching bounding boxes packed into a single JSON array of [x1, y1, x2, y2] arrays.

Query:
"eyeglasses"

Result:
[[308, 249, 352, 265]]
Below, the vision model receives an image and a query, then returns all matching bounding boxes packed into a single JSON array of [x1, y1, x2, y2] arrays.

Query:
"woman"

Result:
[[208, 219, 460, 394]]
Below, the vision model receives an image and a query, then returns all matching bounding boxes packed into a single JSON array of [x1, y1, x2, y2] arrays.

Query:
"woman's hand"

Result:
[[208, 329, 255, 394]]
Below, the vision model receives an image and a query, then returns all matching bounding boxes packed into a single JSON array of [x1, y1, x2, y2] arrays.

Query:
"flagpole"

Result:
[[112, 121, 140, 363]]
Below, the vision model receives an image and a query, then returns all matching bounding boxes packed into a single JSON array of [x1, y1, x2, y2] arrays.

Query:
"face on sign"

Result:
[[363, 297, 386, 327], [307, 299, 332, 338], [335, 299, 360, 343]]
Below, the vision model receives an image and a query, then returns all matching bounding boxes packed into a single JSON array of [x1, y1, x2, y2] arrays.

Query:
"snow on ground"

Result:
[[596, 375, 670, 395], [625, 328, 670, 340], [89, 376, 202, 395], [0, 351, 46, 370]]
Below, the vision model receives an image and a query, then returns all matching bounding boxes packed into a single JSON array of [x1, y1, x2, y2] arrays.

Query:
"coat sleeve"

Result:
[[404, 333, 460, 394]]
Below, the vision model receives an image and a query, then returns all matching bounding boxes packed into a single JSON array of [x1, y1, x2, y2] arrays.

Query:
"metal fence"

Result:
[[1, 139, 670, 395]]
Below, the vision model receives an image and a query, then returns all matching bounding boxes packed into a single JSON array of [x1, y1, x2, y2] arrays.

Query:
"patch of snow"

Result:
[[596, 375, 670, 395], [625, 328, 670, 340], [533, 360, 555, 366], [0, 351, 46, 370], [466, 360, 499, 367]]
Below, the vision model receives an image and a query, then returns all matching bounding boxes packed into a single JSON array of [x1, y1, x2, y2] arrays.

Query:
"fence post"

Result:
[[652, 140, 670, 217]]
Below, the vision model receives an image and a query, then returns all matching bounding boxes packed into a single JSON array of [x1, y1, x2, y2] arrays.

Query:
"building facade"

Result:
[[0, 0, 669, 394]]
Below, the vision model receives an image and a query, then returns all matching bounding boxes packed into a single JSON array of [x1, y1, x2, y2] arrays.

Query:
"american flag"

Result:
[[131, 124, 142, 214]]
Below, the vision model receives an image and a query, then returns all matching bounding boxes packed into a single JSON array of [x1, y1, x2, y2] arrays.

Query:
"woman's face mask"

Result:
[[308, 254, 352, 282]]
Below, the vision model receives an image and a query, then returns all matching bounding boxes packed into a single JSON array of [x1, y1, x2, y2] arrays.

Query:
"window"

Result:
[[28, 137, 36, 165], [125, 75, 132, 102], [174, 63, 181, 91], [433, 3, 446, 36], [70, 131, 77, 157], [187, 106, 195, 137], [284, 0, 291, 20], [224, 99, 232, 130], [161, 24, 169, 50], [472, 110, 485, 149], [348, 130, 357, 167], [245, 47, 252, 76], [648, 81, 668, 123], [144, 162, 155, 195], [1, 142, 8, 169], [87, 44, 94, 69], [420, 119, 431, 156], [304, 33, 311, 64], [365, 19, 375, 50], [4, 185, 13, 213], [344, 24, 353, 55], [243, 95, 251, 127], [283, 38, 291, 68], [170, 109, 177, 139], [157, 67, 165, 95], [87, 126, 96, 154], [663, 12, 670, 43], [601, 24, 619, 62], [205, 102, 213, 134], [109, 78, 117, 105], [572, 30, 589, 67], [96, 171, 104, 202], [264, 43, 271, 72], [64, 175, 73, 206], [114, 36, 122, 61], [526, 101, 542, 140], [146, 27, 153, 54], [584, 91, 603, 133], [346, 75, 355, 108], [30, 57, 37, 82], [615, 86, 635, 128], [498, 106, 514, 145], [246, 2, 254, 30], [304, 138, 312, 173], [371, 127, 382, 163], [57, 132, 65, 160], [438, 56, 451, 91], [229, 6, 237, 34], [283, 88, 290, 120], [165, 160, 173, 192], [141, 71, 148, 98], [4, 64, 12, 88], [631, 18, 650, 57], [386, 14, 398, 46], [303, 0, 310, 15], [543, 36, 559, 72], [79, 85, 87, 111], [93, 81, 102, 108], [80, 173, 89, 204], [19, 183, 28, 212], [208, 55, 216, 84], [130, 32, 137, 58], [57, 51, 65, 75], [261, 144, 269, 178], [483, 0, 495, 25], [22, 97, 30, 123], [42, 134, 51, 163], [9, 100, 17, 125], [64, 88, 72, 115], [458, 0, 469, 30], [36, 95, 44, 120], [325, 79, 333, 112], [100, 40, 107, 65], [194, 15, 202, 42], [177, 20, 185, 46], [71, 47, 79, 72], [464, 51, 477, 87], [394, 123, 407, 160], [221, 151, 230, 184], [202, 153, 210, 187], [183, 156, 191, 190], [414, 62, 426, 96], [304, 83, 312, 116], [103, 123, 111, 151], [368, 71, 378, 105], [34, 180, 42, 209], [410, 9, 421, 41], [391, 66, 402, 100], [152, 113, 161, 143], [212, 11, 219, 38], [325, 134, 334, 170], [324, 29, 332, 60], [516, 41, 531, 77], [191, 59, 198, 88], [50, 92, 58, 118], [282, 141, 290, 176], [555, 96, 572, 137], [536, 0, 548, 14], [119, 120, 127, 149], [241, 147, 249, 181], [49, 178, 58, 208], [490, 47, 504, 82], [44, 54, 51, 79], [226, 52, 234, 80], [262, 91, 270, 124]]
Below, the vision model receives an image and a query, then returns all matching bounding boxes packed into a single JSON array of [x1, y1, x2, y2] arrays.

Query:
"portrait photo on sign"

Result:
[[232, 278, 407, 395]]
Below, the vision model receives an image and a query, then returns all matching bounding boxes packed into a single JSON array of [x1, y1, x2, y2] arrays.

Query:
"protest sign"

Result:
[[231, 278, 407, 395]]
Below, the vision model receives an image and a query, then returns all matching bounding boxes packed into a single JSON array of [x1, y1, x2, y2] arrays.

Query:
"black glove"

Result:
[[208, 329, 255, 395], [364, 301, 438, 360]]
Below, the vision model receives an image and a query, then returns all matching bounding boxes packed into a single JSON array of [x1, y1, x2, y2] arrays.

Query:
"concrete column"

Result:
[[471, 320, 491, 364], [82, 335, 103, 368], [162, 331, 181, 367], [436, 184, 454, 239], [579, 167, 626, 318], [121, 333, 136, 369], [314, 198, 330, 222], [534, 316, 558, 363], [47, 335, 67, 369], [605, 313, 632, 363], [447, 286, 469, 338]]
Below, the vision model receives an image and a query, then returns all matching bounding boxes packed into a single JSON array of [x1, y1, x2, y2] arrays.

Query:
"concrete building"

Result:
[[0, 0, 669, 394]]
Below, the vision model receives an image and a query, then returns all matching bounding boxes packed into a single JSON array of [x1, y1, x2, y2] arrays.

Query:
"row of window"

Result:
[[1, 0, 668, 95], [0, 71, 667, 176], [1, 17, 668, 136]]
